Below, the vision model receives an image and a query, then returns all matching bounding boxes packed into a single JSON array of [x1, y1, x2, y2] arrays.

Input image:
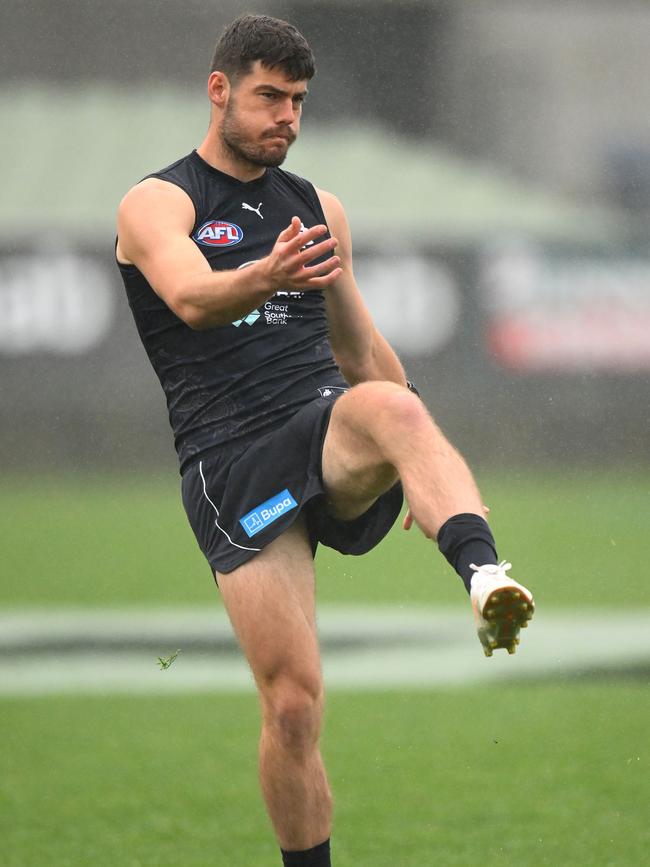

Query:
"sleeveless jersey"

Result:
[[117, 150, 348, 473]]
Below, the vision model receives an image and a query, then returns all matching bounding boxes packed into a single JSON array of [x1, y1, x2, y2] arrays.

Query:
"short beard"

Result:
[[221, 99, 295, 168]]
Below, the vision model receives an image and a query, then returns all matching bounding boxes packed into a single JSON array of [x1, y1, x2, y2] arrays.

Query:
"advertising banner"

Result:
[[1, 240, 647, 468], [483, 243, 650, 371]]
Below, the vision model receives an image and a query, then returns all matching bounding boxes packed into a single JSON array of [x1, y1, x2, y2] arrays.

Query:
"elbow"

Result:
[[163, 279, 216, 329], [335, 352, 372, 385], [172, 296, 226, 330], [331, 330, 379, 384], [173, 300, 210, 330], [163, 285, 206, 329], [180, 306, 213, 330]]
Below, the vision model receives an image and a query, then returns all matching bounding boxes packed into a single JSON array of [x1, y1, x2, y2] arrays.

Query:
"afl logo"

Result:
[[194, 220, 244, 247]]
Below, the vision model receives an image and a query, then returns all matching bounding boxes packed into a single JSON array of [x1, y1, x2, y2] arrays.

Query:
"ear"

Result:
[[207, 71, 230, 109]]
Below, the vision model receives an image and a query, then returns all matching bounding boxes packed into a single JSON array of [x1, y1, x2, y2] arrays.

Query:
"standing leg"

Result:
[[217, 517, 333, 864]]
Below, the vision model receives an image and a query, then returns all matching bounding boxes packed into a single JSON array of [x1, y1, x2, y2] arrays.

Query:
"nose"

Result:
[[276, 97, 298, 125]]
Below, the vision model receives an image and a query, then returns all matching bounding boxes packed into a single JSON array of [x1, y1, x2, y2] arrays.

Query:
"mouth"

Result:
[[264, 131, 295, 144]]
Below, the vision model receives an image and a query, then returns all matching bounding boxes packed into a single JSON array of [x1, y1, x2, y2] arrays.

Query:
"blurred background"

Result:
[[2, 4, 650, 865], [2, 0, 649, 471]]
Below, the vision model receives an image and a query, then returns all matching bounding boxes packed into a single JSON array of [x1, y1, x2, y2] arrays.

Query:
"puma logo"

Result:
[[242, 202, 264, 219]]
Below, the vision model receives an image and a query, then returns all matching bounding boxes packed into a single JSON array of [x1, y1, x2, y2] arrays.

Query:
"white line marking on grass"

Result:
[[1, 607, 650, 695]]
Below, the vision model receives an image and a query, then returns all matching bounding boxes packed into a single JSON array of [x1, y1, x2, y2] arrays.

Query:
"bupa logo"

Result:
[[239, 489, 298, 538], [194, 220, 244, 247]]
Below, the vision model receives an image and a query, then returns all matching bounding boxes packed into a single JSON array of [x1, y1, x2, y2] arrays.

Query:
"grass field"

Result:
[[1, 684, 648, 866], [1, 469, 649, 866], [1, 468, 648, 608]]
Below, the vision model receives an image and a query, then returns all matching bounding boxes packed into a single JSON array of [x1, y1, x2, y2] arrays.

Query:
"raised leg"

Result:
[[322, 380, 485, 534], [321, 381, 535, 656]]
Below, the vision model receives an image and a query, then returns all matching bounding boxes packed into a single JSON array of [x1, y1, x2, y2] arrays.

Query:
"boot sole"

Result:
[[478, 586, 535, 657]]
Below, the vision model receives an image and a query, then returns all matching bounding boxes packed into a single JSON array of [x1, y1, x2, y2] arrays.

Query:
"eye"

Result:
[[261, 92, 277, 100]]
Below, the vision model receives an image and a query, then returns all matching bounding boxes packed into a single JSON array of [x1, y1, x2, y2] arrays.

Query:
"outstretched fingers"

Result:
[[300, 261, 343, 288], [300, 268, 343, 289], [275, 216, 303, 243], [302, 255, 341, 276], [294, 237, 338, 266], [284, 233, 340, 285], [281, 220, 332, 254], [269, 217, 341, 290]]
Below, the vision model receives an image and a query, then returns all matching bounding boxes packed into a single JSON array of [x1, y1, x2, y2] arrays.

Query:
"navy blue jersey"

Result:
[[117, 150, 348, 473]]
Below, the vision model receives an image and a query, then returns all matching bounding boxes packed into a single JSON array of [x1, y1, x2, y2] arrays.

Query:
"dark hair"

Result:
[[210, 14, 315, 82]]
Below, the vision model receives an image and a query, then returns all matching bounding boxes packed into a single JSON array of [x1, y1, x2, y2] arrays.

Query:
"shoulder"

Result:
[[116, 177, 196, 264], [118, 152, 201, 218], [314, 187, 343, 214], [118, 177, 195, 226], [314, 187, 349, 236]]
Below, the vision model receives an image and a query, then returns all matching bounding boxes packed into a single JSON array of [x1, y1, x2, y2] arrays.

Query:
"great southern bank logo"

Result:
[[240, 489, 298, 538], [194, 220, 243, 247], [231, 309, 260, 327]]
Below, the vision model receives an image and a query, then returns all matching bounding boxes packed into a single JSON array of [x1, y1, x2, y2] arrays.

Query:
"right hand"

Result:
[[261, 216, 342, 291]]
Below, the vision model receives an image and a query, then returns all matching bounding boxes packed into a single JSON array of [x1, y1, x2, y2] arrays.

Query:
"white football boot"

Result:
[[469, 561, 535, 657]]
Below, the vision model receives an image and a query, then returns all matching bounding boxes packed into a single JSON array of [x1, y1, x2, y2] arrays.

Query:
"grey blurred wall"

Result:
[[438, 1, 650, 211], [5, 0, 650, 208]]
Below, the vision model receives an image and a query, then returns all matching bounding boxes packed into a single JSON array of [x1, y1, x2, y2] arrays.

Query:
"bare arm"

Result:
[[316, 188, 406, 386], [116, 178, 342, 329]]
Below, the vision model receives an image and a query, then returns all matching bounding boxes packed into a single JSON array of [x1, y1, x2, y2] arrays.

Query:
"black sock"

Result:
[[437, 513, 498, 594], [281, 838, 331, 866]]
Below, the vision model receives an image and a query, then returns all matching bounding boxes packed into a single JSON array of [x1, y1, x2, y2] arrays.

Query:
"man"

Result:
[[116, 14, 535, 867]]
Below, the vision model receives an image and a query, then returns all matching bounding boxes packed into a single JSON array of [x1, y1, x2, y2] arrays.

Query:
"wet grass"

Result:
[[1, 682, 648, 866]]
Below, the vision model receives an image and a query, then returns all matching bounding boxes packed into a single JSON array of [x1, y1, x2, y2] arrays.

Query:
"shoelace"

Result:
[[469, 560, 513, 575]]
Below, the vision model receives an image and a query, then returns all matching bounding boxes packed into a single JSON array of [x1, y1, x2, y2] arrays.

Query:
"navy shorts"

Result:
[[181, 392, 403, 575]]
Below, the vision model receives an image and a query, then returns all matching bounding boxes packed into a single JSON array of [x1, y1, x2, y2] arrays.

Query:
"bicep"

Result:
[[117, 180, 211, 308]]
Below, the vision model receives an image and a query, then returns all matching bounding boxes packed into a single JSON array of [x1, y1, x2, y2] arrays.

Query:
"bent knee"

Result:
[[343, 381, 430, 430]]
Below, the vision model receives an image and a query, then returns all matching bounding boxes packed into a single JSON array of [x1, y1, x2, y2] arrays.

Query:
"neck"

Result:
[[196, 129, 266, 183]]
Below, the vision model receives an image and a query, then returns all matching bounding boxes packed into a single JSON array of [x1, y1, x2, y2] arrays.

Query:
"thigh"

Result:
[[216, 515, 322, 694], [321, 384, 400, 521]]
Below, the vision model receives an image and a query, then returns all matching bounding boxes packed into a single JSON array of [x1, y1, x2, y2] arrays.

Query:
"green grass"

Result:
[[1, 469, 648, 608], [1, 682, 648, 866], [3, 470, 648, 864]]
